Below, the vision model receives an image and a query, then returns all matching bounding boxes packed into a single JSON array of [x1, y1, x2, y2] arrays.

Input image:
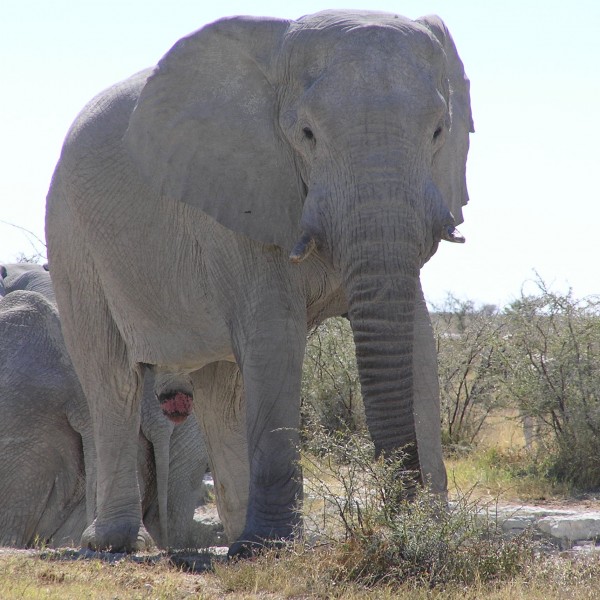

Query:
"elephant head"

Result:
[[0, 263, 53, 302], [124, 11, 473, 482]]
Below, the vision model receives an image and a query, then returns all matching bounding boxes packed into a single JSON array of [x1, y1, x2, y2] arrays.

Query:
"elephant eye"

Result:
[[303, 127, 315, 141], [433, 126, 443, 141]]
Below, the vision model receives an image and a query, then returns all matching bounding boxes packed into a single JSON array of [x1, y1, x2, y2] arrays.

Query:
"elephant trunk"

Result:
[[152, 434, 171, 548], [331, 179, 431, 483], [344, 244, 421, 477]]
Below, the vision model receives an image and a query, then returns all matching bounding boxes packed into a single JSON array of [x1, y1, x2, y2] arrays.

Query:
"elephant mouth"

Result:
[[159, 391, 193, 424]]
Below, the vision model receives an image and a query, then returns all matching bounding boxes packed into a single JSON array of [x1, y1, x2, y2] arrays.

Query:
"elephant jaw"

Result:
[[159, 391, 193, 424]]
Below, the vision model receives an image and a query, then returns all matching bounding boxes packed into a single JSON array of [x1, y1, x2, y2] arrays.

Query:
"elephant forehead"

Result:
[[294, 48, 446, 124], [287, 12, 443, 89], [295, 9, 414, 32]]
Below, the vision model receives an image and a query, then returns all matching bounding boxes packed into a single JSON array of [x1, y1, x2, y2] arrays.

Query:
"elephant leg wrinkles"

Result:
[[191, 362, 247, 545], [227, 290, 307, 555], [49, 250, 152, 552]]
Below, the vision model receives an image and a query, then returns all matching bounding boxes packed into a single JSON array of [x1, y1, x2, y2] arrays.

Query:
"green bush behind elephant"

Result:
[[0, 265, 210, 548], [45, 10, 473, 555]]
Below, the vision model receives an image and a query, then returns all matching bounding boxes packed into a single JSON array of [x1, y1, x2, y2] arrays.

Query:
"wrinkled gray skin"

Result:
[[45, 11, 473, 555], [190, 362, 247, 544], [0, 266, 208, 548], [0, 289, 91, 547], [0, 262, 52, 300], [138, 373, 209, 549]]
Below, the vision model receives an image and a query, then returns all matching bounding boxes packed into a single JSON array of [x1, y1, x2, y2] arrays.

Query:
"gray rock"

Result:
[[475, 503, 600, 551], [191, 504, 226, 548], [537, 512, 600, 547]]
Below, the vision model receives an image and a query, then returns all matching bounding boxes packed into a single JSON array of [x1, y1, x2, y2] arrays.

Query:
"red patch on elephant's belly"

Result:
[[160, 392, 193, 424]]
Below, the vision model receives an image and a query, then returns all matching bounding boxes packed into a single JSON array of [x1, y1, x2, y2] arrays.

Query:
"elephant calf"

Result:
[[0, 265, 210, 549]]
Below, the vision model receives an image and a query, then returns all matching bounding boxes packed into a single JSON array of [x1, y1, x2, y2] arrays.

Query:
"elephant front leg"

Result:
[[228, 310, 306, 557], [412, 281, 448, 496]]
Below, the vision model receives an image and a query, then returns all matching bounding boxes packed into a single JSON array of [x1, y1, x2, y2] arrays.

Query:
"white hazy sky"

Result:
[[1, 0, 599, 308]]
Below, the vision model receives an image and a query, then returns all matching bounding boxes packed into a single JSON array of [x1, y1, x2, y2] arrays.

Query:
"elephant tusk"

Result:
[[289, 233, 316, 263], [442, 225, 465, 244]]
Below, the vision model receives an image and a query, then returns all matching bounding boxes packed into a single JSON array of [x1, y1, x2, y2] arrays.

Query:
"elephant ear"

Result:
[[125, 16, 302, 250], [418, 16, 474, 226]]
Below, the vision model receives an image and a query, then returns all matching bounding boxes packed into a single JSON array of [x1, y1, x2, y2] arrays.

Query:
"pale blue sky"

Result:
[[1, 1, 599, 307]]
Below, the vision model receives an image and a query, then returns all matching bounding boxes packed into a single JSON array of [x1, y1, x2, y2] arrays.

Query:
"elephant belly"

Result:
[[112, 299, 235, 371]]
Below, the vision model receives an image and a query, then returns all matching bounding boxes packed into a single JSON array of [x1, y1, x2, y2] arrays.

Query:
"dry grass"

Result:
[[445, 410, 572, 504], [0, 550, 213, 599], [215, 547, 600, 599], [445, 450, 570, 504], [3, 545, 600, 600], [478, 409, 527, 450]]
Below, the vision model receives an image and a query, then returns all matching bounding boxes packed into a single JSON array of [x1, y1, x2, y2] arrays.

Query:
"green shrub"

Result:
[[500, 279, 600, 489], [301, 283, 600, 492], [431, 295, 506, 449], [302, 426, 536, 589], [301, 317, 364, 435]]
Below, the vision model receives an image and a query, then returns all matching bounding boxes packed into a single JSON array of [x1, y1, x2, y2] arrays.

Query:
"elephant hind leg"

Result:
[[0, 471, 55, 547], [50, 259, 152, 552], [191, 361, 247, 544], [80, 348, 150, 551]]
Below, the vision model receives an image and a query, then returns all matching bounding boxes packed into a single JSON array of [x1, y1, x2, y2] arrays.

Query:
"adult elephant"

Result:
[[45, 10, 473, 555], [0, 268, 209, 549]]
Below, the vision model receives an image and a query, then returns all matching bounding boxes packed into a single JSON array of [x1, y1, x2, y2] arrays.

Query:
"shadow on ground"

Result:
[[37, 545, 229, 573]]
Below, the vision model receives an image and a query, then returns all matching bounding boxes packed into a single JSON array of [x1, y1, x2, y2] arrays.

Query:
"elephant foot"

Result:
[[81, 519, 154, 553]]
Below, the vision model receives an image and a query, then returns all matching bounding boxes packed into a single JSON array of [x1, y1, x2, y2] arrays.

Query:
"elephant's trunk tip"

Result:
[[289, 232, 316, 264], [159, 391, 193, 424]]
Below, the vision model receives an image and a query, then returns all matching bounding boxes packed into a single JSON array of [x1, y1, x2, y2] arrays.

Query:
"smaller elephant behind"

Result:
[[0, 262, 52, 299], [0, 289, 91, 547], [137, 373, 210, 549], [0, 265, 210, 548]]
